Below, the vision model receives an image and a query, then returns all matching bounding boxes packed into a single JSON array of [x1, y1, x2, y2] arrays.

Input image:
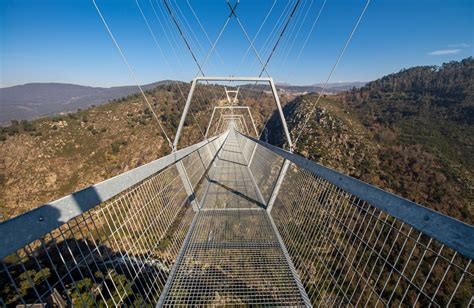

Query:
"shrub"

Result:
[[21, 120, 35, 132], [111, 140, 128, 154], [8, 126, 19, 135]]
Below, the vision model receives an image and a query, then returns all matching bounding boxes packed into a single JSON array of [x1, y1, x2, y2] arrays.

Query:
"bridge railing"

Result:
[[0, 133, 227, 307], [238, 133, 473, 307]]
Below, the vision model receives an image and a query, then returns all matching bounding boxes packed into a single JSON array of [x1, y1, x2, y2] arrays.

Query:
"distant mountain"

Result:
[[275, 81, 366, 94], [310, 81, 367, 90], [0, 81, 178, 124], [0, 80, 366, 125]]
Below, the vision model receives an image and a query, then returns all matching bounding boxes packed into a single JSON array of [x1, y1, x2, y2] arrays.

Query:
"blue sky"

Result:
[[0, 0, 472, 88]]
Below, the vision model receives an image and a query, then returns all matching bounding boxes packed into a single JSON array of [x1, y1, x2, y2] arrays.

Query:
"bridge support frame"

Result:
[[176, 161, 199, 211], [266, 159, 290, 213], [219, 114, 249, 135], [205, 106, 259, 138], [173, 76, 293, 151]]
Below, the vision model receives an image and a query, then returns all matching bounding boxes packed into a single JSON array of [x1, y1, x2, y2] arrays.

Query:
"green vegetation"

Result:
[[111, 140, 128, 154], [0, 119, 37, 140], [277, 57, 473, 223], [0, 81, 281, 221]]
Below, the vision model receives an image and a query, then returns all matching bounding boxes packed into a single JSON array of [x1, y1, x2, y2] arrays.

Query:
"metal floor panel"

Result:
[[200, 131, 263, 209], [159, 133, 307, 306], [160, 209, 307, 307]]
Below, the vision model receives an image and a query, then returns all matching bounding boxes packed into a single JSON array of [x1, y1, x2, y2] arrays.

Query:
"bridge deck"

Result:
[[201, 131, 263, 209], [160, 132, 307, 306]]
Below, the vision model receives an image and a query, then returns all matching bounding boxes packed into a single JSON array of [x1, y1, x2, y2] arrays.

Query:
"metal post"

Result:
[[266, 159, 290, 212], [247, 108, 259, 137], [205, 107, 217, 138], [269, 77, 293, 151], [215, 115, 223, 135], [173, 78, 198, 150], [224, 87, 231, 104], [176, 161, 199, 211]]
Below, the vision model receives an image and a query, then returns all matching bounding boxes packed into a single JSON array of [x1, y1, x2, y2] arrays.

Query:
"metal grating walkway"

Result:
[[200, 130, 264, 209], [159, 132, 308, 306]]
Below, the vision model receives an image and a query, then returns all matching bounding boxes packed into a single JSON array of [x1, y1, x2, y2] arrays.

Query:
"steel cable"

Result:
[[293, 0, 371, 149], [92, 0, 174, 150]]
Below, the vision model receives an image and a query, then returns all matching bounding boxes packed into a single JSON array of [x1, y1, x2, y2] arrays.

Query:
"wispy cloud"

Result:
[[428, 49, 461, 56], [448, 43, 470, 48]]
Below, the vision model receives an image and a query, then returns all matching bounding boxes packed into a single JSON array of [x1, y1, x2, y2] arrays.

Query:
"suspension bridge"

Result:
[[1, 0, 473, 307]]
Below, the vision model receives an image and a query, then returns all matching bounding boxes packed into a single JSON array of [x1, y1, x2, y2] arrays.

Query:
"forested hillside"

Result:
[[269, 58, 473, 223], [1, 58, 472, 224], [0, 83, 286, 221]]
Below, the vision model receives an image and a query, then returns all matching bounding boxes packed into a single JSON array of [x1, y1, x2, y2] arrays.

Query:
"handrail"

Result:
[[0, 132, 228, 260], [239, 133, 474, 260]]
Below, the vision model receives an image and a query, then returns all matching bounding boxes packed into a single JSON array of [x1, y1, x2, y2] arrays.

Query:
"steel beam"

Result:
[[269, 78, 293, 151], [205, 106, 258, 138], [174, 76, 292, 149], [173, 78, 198, 150], [176, 161, 199, 211], [224, 87, 239, 105], [266, 159, 290, 212], [194, 76, 272, 82]]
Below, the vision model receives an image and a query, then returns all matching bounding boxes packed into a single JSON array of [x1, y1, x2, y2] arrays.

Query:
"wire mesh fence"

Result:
[[160, 209, 308, 306], [238, 134, 474, 307], [249, 143, 285, 204], [0, 135, 226, 307], [1, 129, 472, 307]]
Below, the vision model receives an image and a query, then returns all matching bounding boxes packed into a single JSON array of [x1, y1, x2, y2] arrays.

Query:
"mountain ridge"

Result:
[[0, 80, 180, 124]]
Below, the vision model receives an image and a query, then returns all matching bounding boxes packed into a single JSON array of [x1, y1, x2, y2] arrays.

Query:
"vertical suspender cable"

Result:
[[92, 0, 173, 150], [162, 0, 206, 76], [259, 0, 301, 77], [186, 0, 225, 65], [295, 0, 327, 62], [293, 0, 371, 149], [135, 0, 205, 138]]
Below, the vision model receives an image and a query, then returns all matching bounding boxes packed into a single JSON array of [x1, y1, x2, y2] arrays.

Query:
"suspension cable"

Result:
[[172, 0, 208, 66], [293, 0, 371, 149], [162, 0, 205, 76], [279, 0, 313, 70], [161, 0, 223, 122], [257, 0, 324, 130], [186, 0, 225, 65], [198, 1, 239, 76], [235, 0, 276, 76], [135, 0, 206, 139], [92, 0, 173, 150], [250, 0, 292, 73], [259, 0, 301, 77], [153, 0, 188, 68], [295, 0, 327, 62], [226, 0, 270, 77]]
